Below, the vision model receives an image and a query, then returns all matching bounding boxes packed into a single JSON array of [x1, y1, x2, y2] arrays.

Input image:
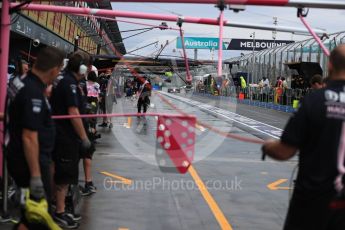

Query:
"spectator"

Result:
[[275, 77, 282, 88], [5, 47, 65, 230], [262, 77, 270, 102], [240, 76, 247, 89], [282, 77, 288, 89], [275, 77, 283, 104], [262, 77, 270, 88], [262, 45, 345, 230]]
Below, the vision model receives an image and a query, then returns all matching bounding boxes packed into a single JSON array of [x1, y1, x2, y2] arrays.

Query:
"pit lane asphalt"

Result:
[[1, 91, 295, 230], [78, 91, 295, 230]]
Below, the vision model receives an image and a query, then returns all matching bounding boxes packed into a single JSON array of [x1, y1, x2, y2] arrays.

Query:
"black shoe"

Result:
[[94, 132, 101, 139], [86, 182, 97, 193], [98, 123, 108, 127], [54, 212, 79, 229], [80, 182, 96, 196], [65, 204, 82, 222], [66, 212, 82, 222]]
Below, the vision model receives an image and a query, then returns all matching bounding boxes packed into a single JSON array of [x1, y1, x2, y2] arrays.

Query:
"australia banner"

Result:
[[176, 37, 227, 50]]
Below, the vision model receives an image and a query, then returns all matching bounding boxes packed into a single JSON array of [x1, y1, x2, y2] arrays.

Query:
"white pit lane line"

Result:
[[159, 92, 283, 140]]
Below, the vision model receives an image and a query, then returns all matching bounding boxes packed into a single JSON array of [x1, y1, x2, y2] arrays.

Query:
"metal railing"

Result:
[[194, 85, 312, 110], [226, 31, 345, 84]]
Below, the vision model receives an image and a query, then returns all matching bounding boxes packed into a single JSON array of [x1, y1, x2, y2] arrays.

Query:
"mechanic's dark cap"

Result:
[[8, 65, 15, 74], [310, 74, 323, 85]]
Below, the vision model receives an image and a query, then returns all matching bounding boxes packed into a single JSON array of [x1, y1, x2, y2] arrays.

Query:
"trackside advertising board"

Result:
[[227, 39, 294, 51], [176, 37, 294, 51], [176, 37, 227, 50]]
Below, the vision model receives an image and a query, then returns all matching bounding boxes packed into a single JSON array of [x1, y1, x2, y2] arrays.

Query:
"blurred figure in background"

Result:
[[98, 69, 112, 127], [310, 74, 324, 90], [137, 77, 152, 118]]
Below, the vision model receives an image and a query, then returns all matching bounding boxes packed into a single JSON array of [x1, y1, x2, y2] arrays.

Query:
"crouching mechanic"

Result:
[[5, 47, 65, 229], [50, 51, 91, 229], [262, 45, 345, 230]]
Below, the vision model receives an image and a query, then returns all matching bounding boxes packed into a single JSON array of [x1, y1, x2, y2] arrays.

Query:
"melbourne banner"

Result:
[[227, 39, 294, 51], [176, 37, 227, 50], [177, 37, 294, 51]]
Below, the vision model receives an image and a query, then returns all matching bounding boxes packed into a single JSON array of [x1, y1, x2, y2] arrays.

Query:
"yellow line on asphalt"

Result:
[[124, 117, 132, 128], [118, 228, 129, 230], [267, 179, 291, 190], [100, 171, 132, 185], [188, 165, 233, 230], [127, 117, 132, 128]]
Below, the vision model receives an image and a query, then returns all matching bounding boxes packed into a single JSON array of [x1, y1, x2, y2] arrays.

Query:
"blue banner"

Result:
[[176, 37, 227, 50]]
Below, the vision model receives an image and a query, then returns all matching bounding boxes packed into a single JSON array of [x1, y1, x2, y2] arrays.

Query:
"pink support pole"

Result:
[[53, 0, 290, 5], [13, 3, 326, 35], [25, 0, 345, 9], [179, 27, 192, 83], [0, 0, 11, 177], [12, 3, 221, 26], [79, 15, 181, 31], [217, 10, 224, 77], [299, 16, 330, 57]]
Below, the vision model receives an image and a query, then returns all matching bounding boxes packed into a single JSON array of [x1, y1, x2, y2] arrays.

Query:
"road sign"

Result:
[[176, 37, 227, 50]]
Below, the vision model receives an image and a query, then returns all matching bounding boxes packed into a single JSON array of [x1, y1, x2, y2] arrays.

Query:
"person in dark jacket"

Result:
[[137, 77, 152, 116], [262, 45, 345, 230]]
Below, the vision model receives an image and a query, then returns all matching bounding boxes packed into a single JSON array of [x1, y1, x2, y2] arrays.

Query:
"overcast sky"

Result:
[[111, 1, 345, 60]]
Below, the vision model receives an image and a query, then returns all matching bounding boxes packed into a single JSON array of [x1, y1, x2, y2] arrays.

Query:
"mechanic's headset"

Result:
[[68, 54, 87, 75], [79, 61, 88, 76]]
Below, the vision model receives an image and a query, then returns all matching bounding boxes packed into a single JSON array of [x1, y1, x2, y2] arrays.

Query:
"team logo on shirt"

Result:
[[325, 89, 345, 103], [70, 84, 77, 94], [32, 99, 42, 113], [326, 89, 345, 120]]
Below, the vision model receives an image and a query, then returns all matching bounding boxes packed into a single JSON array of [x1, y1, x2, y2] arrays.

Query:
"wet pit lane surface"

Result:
[[2, 92, 296, 230]]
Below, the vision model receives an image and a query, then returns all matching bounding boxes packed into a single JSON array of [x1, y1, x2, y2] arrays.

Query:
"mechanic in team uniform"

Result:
[[5, 47, 65, 230], [262, 45, 345, 230], [50, 51, 91, 229]]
